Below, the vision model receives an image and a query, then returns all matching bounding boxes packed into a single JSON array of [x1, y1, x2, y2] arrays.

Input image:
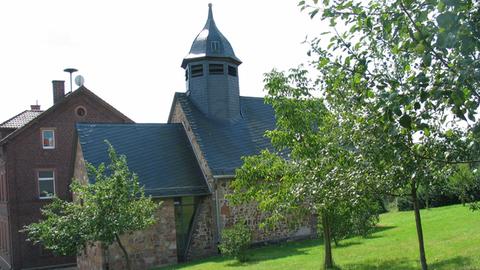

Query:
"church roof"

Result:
[[0, 110, 43, 129], [76, 123, 210, 198], [181, 4, 241, 68], [170, 92, 276, 176]]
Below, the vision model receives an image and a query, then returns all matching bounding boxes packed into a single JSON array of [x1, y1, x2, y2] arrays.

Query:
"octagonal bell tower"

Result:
[[181, 3, 242, 121]]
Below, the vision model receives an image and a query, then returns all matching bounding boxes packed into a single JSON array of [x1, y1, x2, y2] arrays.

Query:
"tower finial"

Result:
[[208, 3, 213, 19]]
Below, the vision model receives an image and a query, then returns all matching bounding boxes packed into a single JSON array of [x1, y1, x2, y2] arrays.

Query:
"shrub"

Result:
[[219, 222, 251, 262], [328, 199, 381, 245]]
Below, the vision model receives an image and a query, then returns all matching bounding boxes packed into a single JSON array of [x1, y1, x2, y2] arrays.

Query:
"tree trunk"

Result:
[[115, 233, 132, 270], [322, 212, 334, 269], [411, 183, 428, 270]]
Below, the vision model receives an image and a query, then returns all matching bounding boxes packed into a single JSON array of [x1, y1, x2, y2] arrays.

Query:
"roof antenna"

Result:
[[63, 68, 78, 93]]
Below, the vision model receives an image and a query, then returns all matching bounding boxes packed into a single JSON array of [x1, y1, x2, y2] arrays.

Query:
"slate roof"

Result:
[[76, 123, 210, 198], [181, 4, 241, 68], [0, 110, 44, 129], [173, 92, 276, 176]]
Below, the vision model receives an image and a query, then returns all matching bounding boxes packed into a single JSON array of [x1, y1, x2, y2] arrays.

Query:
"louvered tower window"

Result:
[[209, 64, 224, 75], [191, 64, 203, 77]]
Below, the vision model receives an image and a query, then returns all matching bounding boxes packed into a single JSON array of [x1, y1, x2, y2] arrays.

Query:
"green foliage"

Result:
[[23, 142, 159, 268], [297, 0, 480, 162], [230, 68, 380, 269], [219, 222, 252, 262], [21, 198, 89, 256], [329, 199, 381, 244], [232, 0, 479, 268], [449, 164, 480, 211], [292, 1, 480, 268]]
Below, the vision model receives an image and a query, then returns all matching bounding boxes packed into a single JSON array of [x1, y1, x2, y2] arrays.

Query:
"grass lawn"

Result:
[[156, 204, 480, 270]]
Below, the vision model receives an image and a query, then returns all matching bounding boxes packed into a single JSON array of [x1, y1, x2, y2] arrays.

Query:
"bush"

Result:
[[323, 199, 381, 246], [219, 222, 251, 262]]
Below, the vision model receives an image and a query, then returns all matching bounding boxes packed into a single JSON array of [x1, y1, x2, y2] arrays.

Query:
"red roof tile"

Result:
[[0, 110, 44, 129]]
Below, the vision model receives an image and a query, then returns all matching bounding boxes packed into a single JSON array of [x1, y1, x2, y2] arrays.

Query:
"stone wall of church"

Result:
[[76, 199, 177, 270], [185, 196, 217, 260], [77, 243, 106, 270], [217, 179, 317, 244]]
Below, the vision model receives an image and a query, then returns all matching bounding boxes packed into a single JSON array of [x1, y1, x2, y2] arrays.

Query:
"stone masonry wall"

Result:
[[77, 243, 106, 270], [105, 199, 177, 270], [217, 180, 317, 244], [185, 196, 216, 260], [77, 199, 177, 270]]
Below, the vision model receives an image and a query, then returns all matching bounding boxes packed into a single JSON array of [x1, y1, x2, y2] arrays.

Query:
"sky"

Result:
[[0, 0, 324, 123]]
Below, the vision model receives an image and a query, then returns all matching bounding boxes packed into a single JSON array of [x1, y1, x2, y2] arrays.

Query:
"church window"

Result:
[[191, 64, 203, 77], [209, 64, 224, 75], [228, 65, 237, 77]]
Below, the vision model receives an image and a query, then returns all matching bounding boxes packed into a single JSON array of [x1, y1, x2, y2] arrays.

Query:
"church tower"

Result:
[[181, 4, 242, 121]]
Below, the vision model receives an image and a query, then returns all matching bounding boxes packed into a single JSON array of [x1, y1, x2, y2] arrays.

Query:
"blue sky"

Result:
[[0, 1, 324, 123]]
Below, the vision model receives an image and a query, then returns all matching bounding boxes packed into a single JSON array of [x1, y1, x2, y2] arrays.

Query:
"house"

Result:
[[0, 81, 132, 269], [75, 4, 317, 270]]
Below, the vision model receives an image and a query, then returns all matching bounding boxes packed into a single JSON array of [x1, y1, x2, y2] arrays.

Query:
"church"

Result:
[[74, 4, 316, 269]]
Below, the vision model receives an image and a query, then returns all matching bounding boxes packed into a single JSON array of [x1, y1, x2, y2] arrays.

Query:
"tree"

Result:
[[230, 69, 380, 269], [23, 142, 159, 270], [295, 1, 480, 269], [449, 163, 480, 210]]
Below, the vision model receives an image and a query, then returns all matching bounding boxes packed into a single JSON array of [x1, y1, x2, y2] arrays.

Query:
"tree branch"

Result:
[[399, 1, 480, 101]]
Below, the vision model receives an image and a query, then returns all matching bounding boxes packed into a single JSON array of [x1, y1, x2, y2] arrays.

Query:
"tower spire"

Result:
[[208, 3, 213, 20], [181, 4, 242, 121], [181, 3, 241, 68]]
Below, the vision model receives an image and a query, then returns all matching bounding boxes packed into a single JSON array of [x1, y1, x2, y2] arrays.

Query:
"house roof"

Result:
[[0, 86, 132, 145], [171, 92, 275, 176], [0, 110, 44, 129], [181, 4, 241, 68], [76, 123, 210, 198]]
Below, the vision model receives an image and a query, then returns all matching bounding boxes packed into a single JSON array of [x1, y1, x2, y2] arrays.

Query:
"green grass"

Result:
[[156, 204, 480, 270]]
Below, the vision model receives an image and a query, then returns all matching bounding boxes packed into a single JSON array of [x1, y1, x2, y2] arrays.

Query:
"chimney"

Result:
[[30, 104, 41, 111], [52, 80, 65, 104]]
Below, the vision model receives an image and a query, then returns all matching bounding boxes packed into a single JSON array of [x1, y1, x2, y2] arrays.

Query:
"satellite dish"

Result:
[[75, 75, 85, 87]]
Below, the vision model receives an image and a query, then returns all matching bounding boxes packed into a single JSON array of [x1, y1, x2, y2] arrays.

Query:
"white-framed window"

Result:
[[41, 129, 55, 149], [38, 170, 55, 199]]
